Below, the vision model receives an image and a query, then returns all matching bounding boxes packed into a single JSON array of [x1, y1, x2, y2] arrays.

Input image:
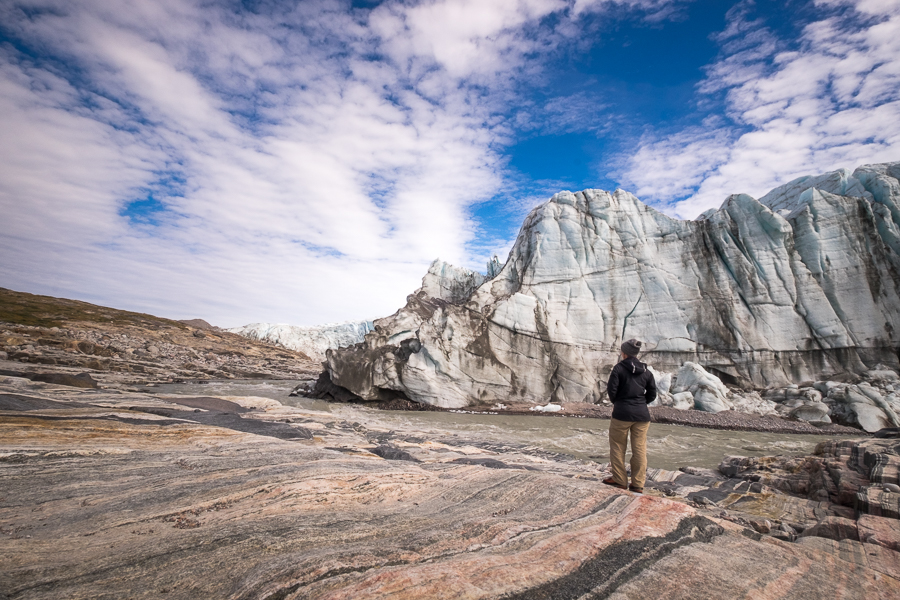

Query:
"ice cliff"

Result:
[[227, 320, 373, 361], [320, 162, 900, 411]]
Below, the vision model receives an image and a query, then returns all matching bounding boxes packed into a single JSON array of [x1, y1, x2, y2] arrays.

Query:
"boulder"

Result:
[[730, 391, 779, 416], [653, 391, 694, 410], [648, 366, 673, 395], [178, 318, 214, 330], [789, 402, 832, 425], [852, 403, 894, 433], [867, 367, 900, 382], [824, 383, 900, 432], [29, 372, 99, 389], [814, 380, 841, 396], [670, 392, 694, 410], [672, 363, 733, 413]]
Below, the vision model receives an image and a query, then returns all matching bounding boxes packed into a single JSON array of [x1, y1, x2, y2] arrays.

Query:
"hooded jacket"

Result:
[[606, 356, 657, 422]]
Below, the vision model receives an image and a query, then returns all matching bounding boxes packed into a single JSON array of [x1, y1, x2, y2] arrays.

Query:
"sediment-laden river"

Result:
[[148, 379, 839, 471]]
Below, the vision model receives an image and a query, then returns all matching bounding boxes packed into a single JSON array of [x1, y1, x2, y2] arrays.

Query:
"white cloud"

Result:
[[0, 0, 688, 325], [617, 0, 900, 218], [572, 0, 690, 20], [371, 0, 567, 80]]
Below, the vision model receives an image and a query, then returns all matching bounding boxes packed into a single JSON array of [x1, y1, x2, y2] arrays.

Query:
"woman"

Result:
[[603, 338, 657, 493]]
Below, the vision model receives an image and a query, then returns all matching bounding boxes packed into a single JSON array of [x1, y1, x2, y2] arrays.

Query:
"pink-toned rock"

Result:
[[799, 516, 859, 542], [856, 485, 900, 519], [607, 534, 899, 599], [795, 536, 900, 582], [859, 514, 900, 552], [2, 382, 899, 599]]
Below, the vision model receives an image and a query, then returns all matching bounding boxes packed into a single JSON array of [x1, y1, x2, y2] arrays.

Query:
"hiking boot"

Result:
[[628, 485, 643, 493], [602, 477, 626, 489]]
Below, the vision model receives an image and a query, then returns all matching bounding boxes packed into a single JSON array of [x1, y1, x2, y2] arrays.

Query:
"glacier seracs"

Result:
[[227, 320, 374, 361], [319, 161, 900, 425]]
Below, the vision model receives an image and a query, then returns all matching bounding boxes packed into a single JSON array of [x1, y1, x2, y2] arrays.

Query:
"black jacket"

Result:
[[606, 357, 657, 422]]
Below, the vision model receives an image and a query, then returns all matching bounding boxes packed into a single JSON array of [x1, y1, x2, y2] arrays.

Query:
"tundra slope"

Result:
[[321, 162, 900, 409]]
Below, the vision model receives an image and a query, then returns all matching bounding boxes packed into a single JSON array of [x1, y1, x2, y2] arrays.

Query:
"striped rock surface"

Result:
[[1, 379, 898, 599]]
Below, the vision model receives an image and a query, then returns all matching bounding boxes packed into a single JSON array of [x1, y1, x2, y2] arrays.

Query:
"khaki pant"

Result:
[[608, 418, 650, 489]]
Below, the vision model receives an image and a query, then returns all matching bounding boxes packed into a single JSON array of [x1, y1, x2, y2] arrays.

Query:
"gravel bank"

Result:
[[451, 402, 863, 435]]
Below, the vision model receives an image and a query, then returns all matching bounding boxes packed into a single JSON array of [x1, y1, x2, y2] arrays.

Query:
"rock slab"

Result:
[[2, 380, 898, 598]]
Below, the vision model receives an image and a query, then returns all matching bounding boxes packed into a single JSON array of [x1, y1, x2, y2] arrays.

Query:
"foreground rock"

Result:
[[645, 436, 900, 529], [322, 162, 900, 408], [0, 287, 321, 385], [1, 378, 898, 598]]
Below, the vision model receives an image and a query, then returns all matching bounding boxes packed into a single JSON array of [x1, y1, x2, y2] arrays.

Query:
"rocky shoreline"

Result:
[[437, 401, 863, 435]]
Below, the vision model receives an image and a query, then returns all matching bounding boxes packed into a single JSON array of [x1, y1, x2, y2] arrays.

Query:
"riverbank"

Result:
[[1, 348, 866, 436], [444, 401, 863, 435], [1, 372, 897, 599], [17, 356, 892, 436]]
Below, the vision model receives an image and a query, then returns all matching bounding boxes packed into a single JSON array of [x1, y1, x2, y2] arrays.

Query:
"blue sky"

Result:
[[1, 0, 898, 326]]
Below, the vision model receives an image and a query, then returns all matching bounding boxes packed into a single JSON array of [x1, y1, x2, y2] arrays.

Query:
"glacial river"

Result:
[[147, 379, 849, 471]]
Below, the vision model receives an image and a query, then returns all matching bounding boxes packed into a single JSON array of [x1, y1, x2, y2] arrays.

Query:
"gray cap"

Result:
[[621, 339, 642, 357]]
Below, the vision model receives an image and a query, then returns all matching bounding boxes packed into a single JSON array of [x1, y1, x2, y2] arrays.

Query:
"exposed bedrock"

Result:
[[2, 379, 899, 599], [323, 162, 900, 408]]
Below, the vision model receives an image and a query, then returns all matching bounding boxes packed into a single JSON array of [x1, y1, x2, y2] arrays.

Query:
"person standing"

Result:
[[603, 339, 657, 493]]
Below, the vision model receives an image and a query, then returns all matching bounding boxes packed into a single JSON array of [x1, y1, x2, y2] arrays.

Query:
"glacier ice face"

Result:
[[421, 259, 486, 304], [486, 256, 503, 279], [668, 392, 694, 411], [227, 320, 373, 361], [757, 168, 874, 218], [321, 162, 900, 409]]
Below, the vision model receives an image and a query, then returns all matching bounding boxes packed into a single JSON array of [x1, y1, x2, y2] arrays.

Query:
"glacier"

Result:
[[318, 162, 900, 424], [227, 320, 373, 361]]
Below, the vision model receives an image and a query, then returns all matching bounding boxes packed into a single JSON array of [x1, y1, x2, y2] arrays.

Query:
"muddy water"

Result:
[[149, 380, 839, 471]]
